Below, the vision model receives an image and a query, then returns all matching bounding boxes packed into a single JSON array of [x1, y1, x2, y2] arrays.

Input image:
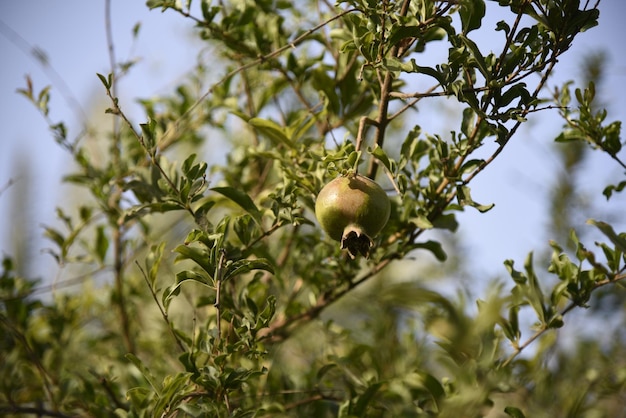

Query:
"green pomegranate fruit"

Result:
[[315, 173, 391, 258]]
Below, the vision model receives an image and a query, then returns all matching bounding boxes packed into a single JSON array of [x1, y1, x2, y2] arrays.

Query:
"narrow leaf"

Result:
[[459, 0, 486, 34], [248, 118, 294, 148], [460, 35, 490, 81], [504, 406, 526, 418], [96, 72, 110, 90], [414, 240, 447, 261], [353, 382, 383, 416], [212, 187, 263, 225], [224, 258, 275, 282], [368, 145, 394, 173], [173, 244, 213, 275], [126, 353, 161, 396], [587, 219, 626, 253]]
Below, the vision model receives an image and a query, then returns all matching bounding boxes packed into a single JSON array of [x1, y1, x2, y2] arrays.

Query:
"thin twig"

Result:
[[105, 0, 134, 355], [0, 19, 87, 122], [355, 116, 377, 154], [0, 177, 16, 198], [214, 249, 227, 342], [502, 272, 626, 367], [91, 372, 128, 410], [135, 261, 187, 353]]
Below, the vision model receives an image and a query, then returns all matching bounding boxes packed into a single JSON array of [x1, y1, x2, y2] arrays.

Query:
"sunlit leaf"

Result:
[[212, 186, 263, 226]]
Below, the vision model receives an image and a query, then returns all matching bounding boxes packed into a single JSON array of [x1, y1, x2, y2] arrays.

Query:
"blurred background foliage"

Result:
[[1, 0, 625, 417]]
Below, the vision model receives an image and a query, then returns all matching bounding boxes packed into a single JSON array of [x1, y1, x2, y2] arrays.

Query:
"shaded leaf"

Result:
[[353, 382, 383, 416], [504, 406, 526, 418]]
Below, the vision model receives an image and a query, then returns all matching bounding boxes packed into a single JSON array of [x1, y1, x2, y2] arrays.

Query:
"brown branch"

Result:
[[259, 257, 393, 342], [388, 85, 439, 121], [365, 57, 395, 179], [355, 116, 377, 154]]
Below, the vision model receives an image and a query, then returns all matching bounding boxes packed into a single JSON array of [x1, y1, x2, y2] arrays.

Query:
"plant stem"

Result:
[[106, 0, 134, 355]]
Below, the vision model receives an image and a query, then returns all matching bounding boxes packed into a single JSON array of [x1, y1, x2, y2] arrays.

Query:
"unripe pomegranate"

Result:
[[315, 173, 391, 258]]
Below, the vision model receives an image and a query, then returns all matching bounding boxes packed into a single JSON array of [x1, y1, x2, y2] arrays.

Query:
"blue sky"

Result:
[[0, 1, 624, 286]]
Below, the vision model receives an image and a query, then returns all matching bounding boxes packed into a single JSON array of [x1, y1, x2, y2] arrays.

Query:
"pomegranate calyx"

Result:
[[341, 225, 373, 259]]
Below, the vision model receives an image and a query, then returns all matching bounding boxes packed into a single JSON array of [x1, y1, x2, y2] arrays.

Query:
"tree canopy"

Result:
[[1, 0, 625, 417]]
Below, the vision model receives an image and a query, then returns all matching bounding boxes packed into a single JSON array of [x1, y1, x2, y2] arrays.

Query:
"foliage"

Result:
[[2, 0, 625, 417]]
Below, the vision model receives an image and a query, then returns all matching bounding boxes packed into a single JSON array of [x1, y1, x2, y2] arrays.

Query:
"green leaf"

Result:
[[459, 0, 486, 34], [248, 118, 294, 148], [173, 244, 213, 276], [43, 226, 65, 251], [154, 372, 193, 417], [524, 252, 548, 324], [126, 353, 161, 396], [504, 406, 526, 418], [461, 107, 476, 138], [587, 219, 626, 253], [368, 145, 395, 173], [353, 382, 383, 416], [603, 180, 626, 200], [223, 258, 275, 282], [432, 213, 459, 232], [316, 363, 338, 383], [503, 305, 521, 341], [212, 187, 263, 226], [182, 153, 198, 177], [412, 215, 434, 229], [120, 201, 184, 223], [459, 159, 484, 175], [145, 242, 166, 287], [94, 225, 109, 265], [456, 185, 494, 213], [233, 214, 257, 246], [163, 269, 213, 312], [37, 85, 51, 116], [420, 372, 445, 400], [388, 59, 445, 84], [504, 259, 526, 285], [140, 119, 158, 152], [414, 240, 447, 261], [96, 72, 111, 90], [497, 83, 531, 107], [126, 387, 152, 409], [459, 35, 490, 82]]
